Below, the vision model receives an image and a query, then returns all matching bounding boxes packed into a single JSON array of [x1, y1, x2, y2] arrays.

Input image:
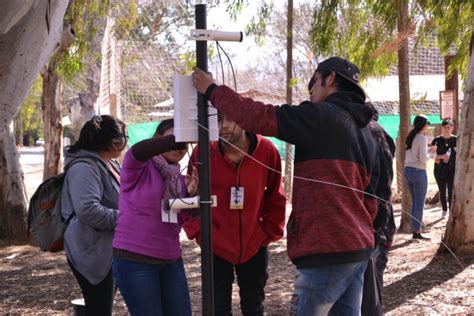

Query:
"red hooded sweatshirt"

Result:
[[183, 134, 286, 264]]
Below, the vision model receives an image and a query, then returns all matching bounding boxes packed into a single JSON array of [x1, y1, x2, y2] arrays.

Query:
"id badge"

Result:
[[230, 187, 244, 209]]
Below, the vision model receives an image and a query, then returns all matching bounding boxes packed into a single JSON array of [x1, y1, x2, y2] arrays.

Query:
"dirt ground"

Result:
[[1, 148, 472, 315], [1, 203, 473, 315]]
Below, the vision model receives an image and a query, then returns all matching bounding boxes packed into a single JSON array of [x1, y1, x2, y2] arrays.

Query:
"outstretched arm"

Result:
[[192, 67, 279, 137]]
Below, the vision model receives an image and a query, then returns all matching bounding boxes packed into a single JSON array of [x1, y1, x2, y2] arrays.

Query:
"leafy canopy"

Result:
[[54, 0, 111, 80], [308, 0, 474, 80]]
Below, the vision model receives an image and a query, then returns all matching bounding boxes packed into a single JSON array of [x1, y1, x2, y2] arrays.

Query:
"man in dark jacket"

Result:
[[362, 107, 396, 316], [192, 57, 380, 315]]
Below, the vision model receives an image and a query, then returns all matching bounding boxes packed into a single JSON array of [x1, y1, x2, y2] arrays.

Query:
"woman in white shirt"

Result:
[[404, 115, 436, 240]]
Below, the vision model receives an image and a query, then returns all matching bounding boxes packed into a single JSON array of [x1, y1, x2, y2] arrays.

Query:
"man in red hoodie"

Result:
[[183, 113, 286, 315]]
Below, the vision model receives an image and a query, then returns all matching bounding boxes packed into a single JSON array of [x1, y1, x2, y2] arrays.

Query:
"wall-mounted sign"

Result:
[[439, 90, 456, 120]]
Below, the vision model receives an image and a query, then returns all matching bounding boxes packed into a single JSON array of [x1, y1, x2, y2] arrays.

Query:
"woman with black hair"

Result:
[[431, 118, 457, 217], [61, 115, 127, 315], [112, 119, 197, 316], [404, 115, 437, 240]]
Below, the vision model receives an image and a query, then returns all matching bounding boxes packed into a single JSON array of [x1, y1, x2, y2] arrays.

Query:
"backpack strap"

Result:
[[63, 157, 102, 223]]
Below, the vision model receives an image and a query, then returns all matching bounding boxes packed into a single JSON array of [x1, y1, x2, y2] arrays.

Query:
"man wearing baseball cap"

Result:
[[192, 56, 379, 315]]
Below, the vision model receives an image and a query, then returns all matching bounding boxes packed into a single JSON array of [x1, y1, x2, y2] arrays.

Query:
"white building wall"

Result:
[[363, 75, 463, 102]]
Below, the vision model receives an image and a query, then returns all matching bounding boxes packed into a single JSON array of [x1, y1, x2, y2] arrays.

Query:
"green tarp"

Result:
[[127, 114, 442, 157], [377, 114, 442, 140], [128, 121, 159, 146]]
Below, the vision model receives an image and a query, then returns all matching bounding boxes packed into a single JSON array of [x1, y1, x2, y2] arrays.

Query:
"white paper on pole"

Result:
[[173, 75, 218, 142]]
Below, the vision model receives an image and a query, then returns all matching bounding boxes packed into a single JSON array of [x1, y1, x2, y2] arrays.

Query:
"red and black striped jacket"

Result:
[[207, 84, 380, 267]]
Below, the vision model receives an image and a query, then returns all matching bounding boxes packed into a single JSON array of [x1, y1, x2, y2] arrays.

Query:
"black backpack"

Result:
[[27, 158, 99, 252]]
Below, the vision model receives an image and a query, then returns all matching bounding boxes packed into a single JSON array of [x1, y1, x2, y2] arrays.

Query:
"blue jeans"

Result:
[[404, 166, 428, 231], [112, 257, 191, 316], [291, 260, 368, 316]]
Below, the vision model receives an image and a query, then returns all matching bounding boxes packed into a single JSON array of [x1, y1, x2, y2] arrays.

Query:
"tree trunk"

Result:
[[0, 126, 28, 240], [0, 1, 68, 240], [442, 34, 474, 250], [444, 55, 460, 133], [284, 0, 294, 200], [396, 0, 412, 233], [41, 65, 63, 180], [14, 109, 22, 147]]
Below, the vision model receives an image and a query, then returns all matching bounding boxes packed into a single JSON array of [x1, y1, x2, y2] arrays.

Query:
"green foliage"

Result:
[[114, 0, 139, 41], [179, 51, 197, 74], [21, 76, 44, 144], [226, 0, 247, 20], [223, 0, 273, 46], [418, 1, 474, 79], [289, 77, 299, 88], [309, 1, 398, 79], [55, 0, 111, 81], [121, 1, 192, 45], [309, 0, 474, 80], [245, 1, 273, 46], [178, 44, 217, 75]]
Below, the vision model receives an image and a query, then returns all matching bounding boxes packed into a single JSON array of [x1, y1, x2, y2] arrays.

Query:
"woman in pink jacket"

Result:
[[112, 119, 197, 316]]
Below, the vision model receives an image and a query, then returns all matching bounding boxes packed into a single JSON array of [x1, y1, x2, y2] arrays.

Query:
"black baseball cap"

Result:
[[315, 57, 366, 101], [441, 118, 453, 126]]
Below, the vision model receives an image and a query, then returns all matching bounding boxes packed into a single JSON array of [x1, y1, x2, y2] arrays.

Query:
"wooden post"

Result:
[[444, 55, 459, 133]]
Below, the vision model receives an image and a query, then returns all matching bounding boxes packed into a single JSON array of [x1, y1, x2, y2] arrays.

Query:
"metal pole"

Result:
[[284, 0, 294, 200], [195, 3, 214, 315]]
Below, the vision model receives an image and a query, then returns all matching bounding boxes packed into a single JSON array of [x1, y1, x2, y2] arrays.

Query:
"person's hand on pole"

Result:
[[192, 67, 215, 94]]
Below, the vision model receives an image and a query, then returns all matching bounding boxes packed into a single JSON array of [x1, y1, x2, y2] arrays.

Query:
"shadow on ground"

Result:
[[383, 246, 473, 312]]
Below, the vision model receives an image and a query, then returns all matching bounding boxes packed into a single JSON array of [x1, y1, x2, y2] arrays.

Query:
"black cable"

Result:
[[216, 41, 225, 85], [216, 41, 237, 91], [166, 160, 199, 212]]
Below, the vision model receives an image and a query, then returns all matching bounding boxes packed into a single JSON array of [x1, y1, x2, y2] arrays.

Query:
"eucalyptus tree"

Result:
[[0, 0, 69, 239], [41, 0, 110, 180], [421, 1, 474, 249]]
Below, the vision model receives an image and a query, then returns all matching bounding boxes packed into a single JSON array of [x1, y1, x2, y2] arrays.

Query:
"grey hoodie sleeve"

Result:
[[66, 162, 118, 230]]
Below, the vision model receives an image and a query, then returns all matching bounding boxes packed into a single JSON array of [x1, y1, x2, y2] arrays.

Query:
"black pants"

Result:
[[213, 247, 268, 316], [434, 165, 455, 212], [67, 259, 115, 316], [361, 246, 390, 316]]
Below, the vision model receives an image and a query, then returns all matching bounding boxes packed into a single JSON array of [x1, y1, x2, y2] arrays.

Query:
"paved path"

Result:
[[19, 146, 44, 199]]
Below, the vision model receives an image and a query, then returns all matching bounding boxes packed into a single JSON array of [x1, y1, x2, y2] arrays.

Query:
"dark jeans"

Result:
[[434, 165, 455, 212], [112, 257, 191, 316], [67, 259, 115, 316], [214, 247, 268, 316]]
